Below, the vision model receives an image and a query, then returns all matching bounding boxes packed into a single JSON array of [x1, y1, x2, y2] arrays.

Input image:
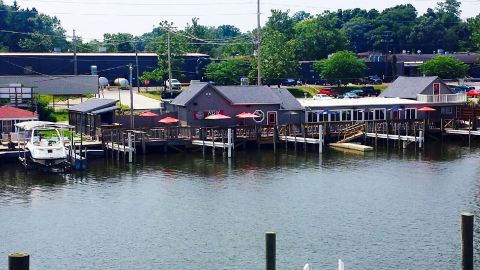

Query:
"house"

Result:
[[301, 76, 466, 123], [166, 83, 303, 126], [68, 98, 119, 137], [0, 106, 38, 134]]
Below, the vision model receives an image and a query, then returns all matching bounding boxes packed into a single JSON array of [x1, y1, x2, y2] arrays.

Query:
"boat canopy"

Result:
[[15, 121, 72, 131]]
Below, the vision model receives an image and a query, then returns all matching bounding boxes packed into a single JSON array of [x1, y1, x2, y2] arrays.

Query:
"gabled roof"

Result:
[[170, 83, 301, 108], [68, 98, 118, 113], [271, 88, 303, 110], [215, 85, 281, 105], [379, 76, 439, 99], [0, 106, 37, 120]]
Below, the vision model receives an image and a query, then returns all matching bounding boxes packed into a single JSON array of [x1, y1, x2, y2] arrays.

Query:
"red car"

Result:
[[467, 89, 480, 97], [318, 88, 339, 97]]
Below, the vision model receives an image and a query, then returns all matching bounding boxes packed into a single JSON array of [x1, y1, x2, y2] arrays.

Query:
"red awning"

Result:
[[158, 116, 179, 124], [205, 113, 231, 120], [418, 106, 436, 112], [139, 111, 159, 117], [236, 112, 260, 119]]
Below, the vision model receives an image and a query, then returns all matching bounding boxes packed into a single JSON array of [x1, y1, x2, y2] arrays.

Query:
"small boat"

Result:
[[15, 121, 72, 172]]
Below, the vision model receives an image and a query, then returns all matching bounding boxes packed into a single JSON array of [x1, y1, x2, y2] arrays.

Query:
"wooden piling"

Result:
[[9, 252, 29, 270], [319, 125, 323, 153], [266, 232, 276, 270], [461, 212, 474, 270]]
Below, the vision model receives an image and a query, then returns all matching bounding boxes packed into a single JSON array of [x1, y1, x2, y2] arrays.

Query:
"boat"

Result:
[[15, 121, 72, 171]]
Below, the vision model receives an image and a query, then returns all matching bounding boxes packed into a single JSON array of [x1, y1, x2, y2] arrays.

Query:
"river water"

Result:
[[1, 142, 479, 270]]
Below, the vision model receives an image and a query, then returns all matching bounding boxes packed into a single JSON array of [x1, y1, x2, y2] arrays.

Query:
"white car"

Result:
[[313, 94, 334, 100], [165, 79, 182, 90]]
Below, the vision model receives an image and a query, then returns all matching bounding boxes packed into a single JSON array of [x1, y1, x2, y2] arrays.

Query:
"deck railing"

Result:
[[417, 93, 467, 103]]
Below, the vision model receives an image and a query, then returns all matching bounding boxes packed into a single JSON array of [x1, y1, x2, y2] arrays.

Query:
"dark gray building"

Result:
[[380, 76, 454, 99], [166, 83, 303, 127], [68, 98, 119, 137]]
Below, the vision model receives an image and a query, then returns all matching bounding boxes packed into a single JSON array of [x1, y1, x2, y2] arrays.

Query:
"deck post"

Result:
[[266, 232, 276, 270], [461, 212, 474, 270], [128, 132, 133, 163], [319, 125, 323, 153], [468, 118, 472, 147], [273, 125, 277, 153], [9, 252, 29, 270], [374, 122, 378, 147], [227, 128, 232, 158], [413, 124, 417, 150], [419, 130, 423, 148], [303, 125, 307, 152], [222, 129, 225, 157], [212, 128, 215, 155]]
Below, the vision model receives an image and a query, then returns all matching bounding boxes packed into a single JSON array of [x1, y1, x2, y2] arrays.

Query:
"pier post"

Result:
[[227, 128, 232, 158], [319, 125, 323, 153], [9, 252, 29, 270], [468, 118, 472, 147], [128, 132, 133, 163], [461, 212, 474, 270], [419, 130, 423, 148], [266, 232, 276, 270]]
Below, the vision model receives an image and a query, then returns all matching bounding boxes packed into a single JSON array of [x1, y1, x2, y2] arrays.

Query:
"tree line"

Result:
[[0, 0, 479, 84]]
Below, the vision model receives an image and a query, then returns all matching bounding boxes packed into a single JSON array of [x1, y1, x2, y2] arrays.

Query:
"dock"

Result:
[[329, 143, 373, 152]]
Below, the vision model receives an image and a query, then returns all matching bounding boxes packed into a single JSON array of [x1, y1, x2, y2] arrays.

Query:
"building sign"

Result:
[[193, 110, 224, 120], [253, 110, 264, 123]]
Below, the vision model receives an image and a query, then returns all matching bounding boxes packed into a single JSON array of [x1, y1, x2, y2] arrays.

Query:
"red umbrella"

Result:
[[158, 116, 179, 124], [205, 113, 231, 120], [418, 106, 436, 112], [139, 111, 159, 117], [236, 112, 260, 119]]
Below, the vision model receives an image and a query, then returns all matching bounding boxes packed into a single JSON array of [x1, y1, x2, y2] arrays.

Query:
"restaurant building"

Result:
[[166, 83, 304, 127]]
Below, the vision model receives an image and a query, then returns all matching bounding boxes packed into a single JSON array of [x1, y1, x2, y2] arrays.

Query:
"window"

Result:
[[267, 111, 277, 125], [341, 110, 352, 121], [353, 110, 364, 121], [441, 107, 453, 115], [405, 108, 417, 120], [330, 111, 341, 122], [372, 108, 386, 120], [433, 83, 440, 95]]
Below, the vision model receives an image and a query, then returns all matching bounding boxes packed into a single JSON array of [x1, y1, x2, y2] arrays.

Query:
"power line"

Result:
[[20, 0, 256, 6]]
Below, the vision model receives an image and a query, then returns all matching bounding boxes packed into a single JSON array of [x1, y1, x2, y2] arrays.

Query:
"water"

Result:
[[1, 142, 480, 269]]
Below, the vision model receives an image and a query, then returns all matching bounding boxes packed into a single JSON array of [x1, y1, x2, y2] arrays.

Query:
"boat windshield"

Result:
[[32, 129, 62, 146]]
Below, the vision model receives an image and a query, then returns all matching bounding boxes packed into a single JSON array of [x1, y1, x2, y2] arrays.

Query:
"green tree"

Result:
[[466, 14, 480, 51], [419, 55, 468, 79], [293, 16, 348, 60], [205, 57, 254, 85], [264, 9, 295, 39], [103, 33, 134, 52], [259, 29, 298, 84], [314, 51, 367, 87]]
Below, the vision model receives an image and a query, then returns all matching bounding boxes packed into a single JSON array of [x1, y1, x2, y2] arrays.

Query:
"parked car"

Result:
[[350, 89, 366, 97], [450, 85, 475, 93], [313, 93, 334, 100], [361, 86, 381, 96], [343, 92, 360, 99], [467, 89, 480, 98], [318, 88, 339, 97], [165, 79, 182, 90], [282, 78, 297, 86], [366, 75, 383, 85]]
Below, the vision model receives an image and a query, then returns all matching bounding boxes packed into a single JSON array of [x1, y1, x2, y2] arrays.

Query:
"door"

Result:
[[267, 111, 277, 125]]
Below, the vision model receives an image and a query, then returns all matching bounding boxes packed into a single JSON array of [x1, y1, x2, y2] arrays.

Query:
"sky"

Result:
[[5, 0, 480, 41]]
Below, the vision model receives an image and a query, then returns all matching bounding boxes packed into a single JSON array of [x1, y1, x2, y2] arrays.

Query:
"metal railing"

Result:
[[417, 93, 467, 103]]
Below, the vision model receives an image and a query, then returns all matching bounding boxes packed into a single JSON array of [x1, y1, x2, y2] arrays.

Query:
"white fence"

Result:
[[417, 93, 467, 103]]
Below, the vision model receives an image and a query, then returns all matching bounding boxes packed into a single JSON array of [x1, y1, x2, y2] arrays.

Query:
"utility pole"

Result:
[[135, 39, 140, 93], [129, 63, 134, 129], [167, 28, 173, 92], [73, 29, 78, 75], [256, 0, 262, 86]]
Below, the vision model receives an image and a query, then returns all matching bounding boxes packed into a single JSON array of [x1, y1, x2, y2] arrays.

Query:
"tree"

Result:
[[419, 55, 468, 79], [259, 29, 298, 84], [466, 14, 480, 51], [103, 33, 135, 52], [264, 10, 295, 39], [205, 57, 254, 85], [293, 16, 348, 60], [314, 51, 367, 86]]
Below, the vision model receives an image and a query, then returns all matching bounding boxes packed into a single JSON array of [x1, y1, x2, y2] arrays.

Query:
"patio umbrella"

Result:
[[205, 113, 231, 120], [139, 111, 159, 117], [236, 112, 260, 119], [158, 116, 179, 124], [418, 106, 436, 112], [236, 112, 260, 126]]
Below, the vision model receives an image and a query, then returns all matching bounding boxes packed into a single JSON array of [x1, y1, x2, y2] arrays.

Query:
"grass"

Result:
[[287, 84, 389, 97], [51, 110, 69, 122], [139, 91, 161, 101]]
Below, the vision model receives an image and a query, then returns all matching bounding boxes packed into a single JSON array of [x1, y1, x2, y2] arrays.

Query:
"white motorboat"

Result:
[[15, 121, 72, 170]]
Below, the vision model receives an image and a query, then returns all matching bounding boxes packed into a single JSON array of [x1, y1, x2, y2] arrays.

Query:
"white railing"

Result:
[[417, 93, 467, 103]]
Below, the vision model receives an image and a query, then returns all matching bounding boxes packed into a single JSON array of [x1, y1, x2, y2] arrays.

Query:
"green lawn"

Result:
[[139, 91, 161, 101]]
